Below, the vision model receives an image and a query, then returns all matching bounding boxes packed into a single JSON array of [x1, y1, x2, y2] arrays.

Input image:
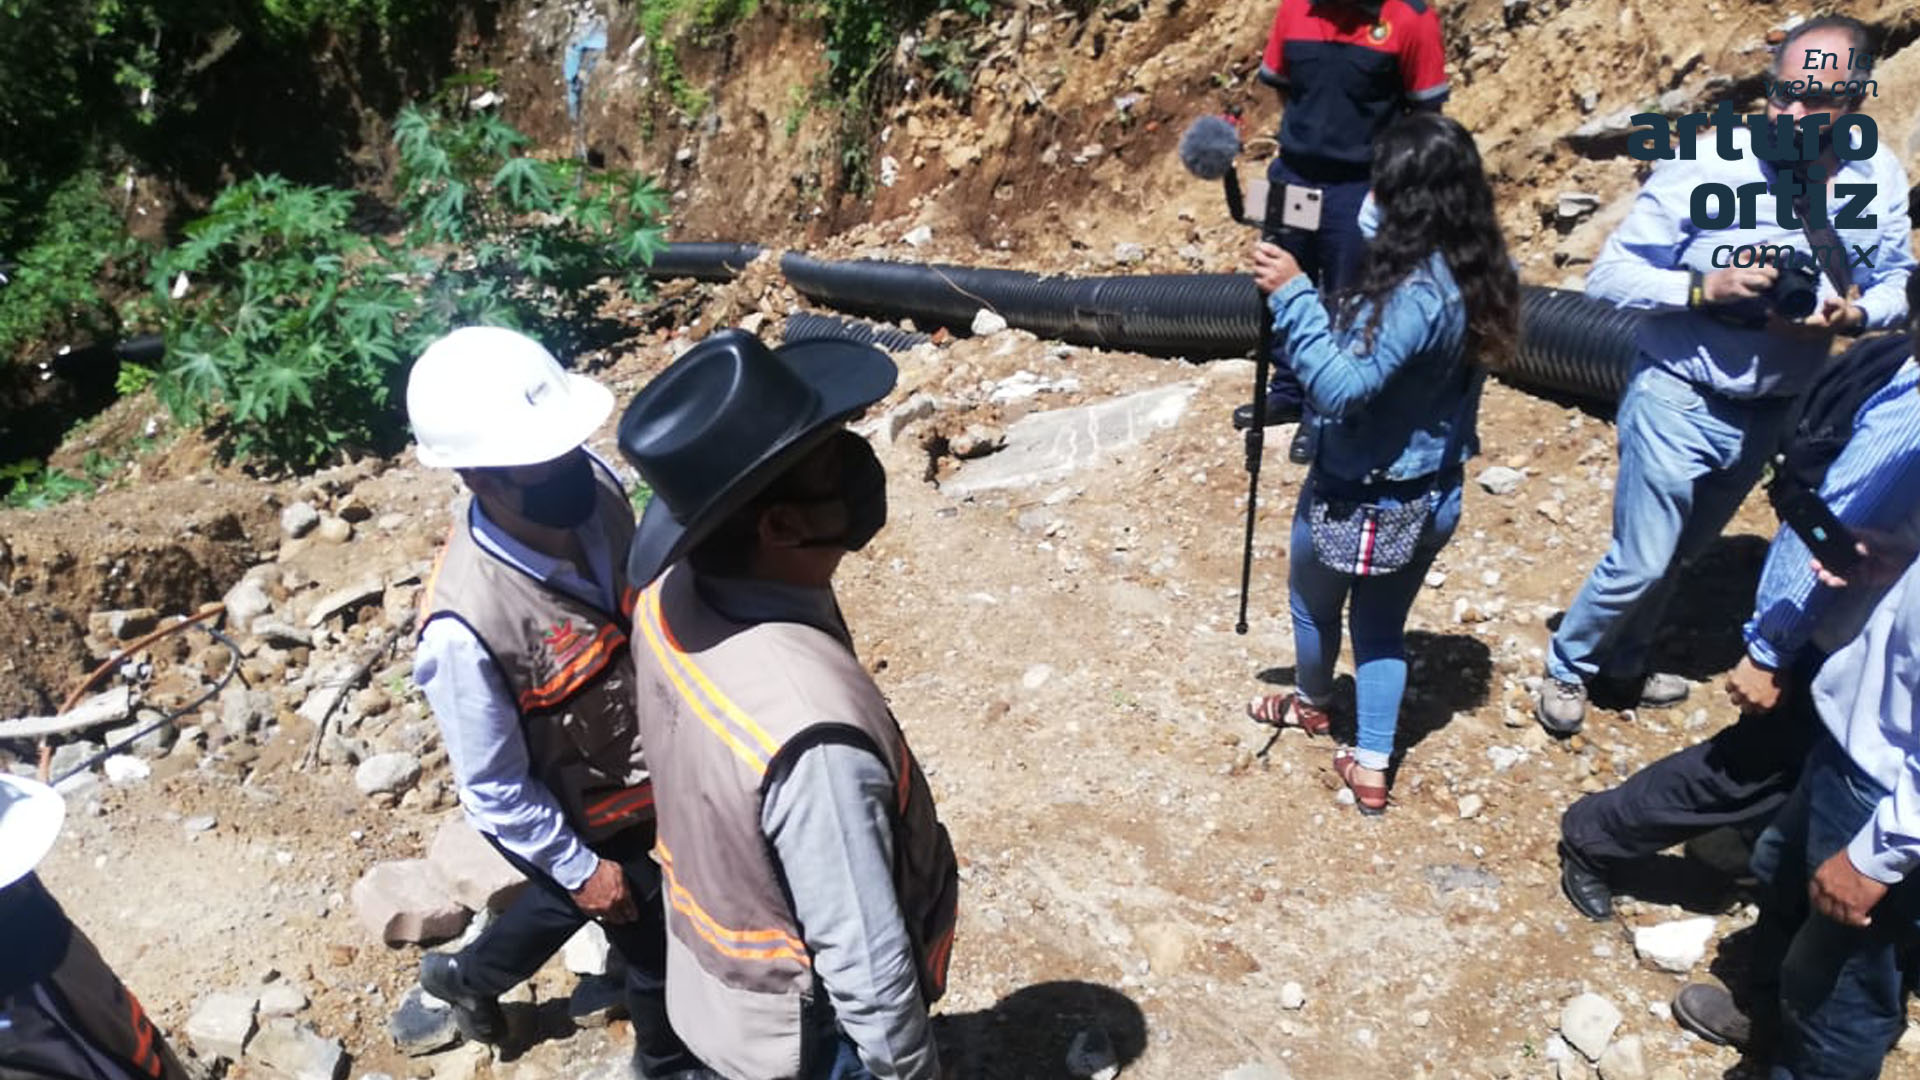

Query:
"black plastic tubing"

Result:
[[639, 242, 1643, 404]]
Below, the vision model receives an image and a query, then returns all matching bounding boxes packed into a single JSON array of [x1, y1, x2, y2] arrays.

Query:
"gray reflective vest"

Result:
[[630, 563, 959, 1080]]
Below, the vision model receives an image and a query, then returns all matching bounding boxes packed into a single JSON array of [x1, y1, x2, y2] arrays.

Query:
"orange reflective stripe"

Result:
[[648, 588, 778, 756], [518, 625, 623, 711], [620, 585, 639, 619], [925, 922, 956, 995], [128, 993, 160, 1077], [584, 786, 654, 826], [637, 585, 770, 773], [657, 844, 811, 966], [895, 741, 911, 815]]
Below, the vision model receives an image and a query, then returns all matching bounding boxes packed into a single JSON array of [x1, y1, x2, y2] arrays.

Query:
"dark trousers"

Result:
[[454, 827, 698, 1077], [1561, 653, 1823, 867], [1749, 734, 1920, 1079], [1261, 157, 1371, 412]]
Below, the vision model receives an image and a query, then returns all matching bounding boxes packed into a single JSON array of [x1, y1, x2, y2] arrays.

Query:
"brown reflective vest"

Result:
[[419, 471, 654, 842], [0, 874, 189, 1080], [630, 564, 959, 1080]]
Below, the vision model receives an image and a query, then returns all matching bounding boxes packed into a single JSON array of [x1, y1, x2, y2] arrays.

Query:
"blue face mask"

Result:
[[1358, 191, 1381, 240]]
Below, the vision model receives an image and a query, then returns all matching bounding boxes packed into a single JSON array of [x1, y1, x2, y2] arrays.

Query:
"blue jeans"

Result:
[[1749, 735, 1920, 1079], [805, 1034, 874, 1080], [1289, 474, 1462, 771], [1262, 158, 1371, 412], [1547, 364, 1793, 684]]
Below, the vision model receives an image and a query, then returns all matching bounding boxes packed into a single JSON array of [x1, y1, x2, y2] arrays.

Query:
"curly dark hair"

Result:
[[1335, 111, 1520, 364]]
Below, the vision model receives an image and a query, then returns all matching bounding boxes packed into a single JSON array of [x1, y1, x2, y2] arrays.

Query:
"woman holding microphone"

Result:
[[1247, 111, 1519, 814]]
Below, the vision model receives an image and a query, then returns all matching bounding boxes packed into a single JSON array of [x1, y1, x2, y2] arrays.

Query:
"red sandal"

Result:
[[1332, 748, 1390, 815], [1247, 693, 1331, 737]]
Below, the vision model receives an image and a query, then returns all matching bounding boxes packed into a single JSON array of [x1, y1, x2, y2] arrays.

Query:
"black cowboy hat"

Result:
[[619, 328, 898, 584]]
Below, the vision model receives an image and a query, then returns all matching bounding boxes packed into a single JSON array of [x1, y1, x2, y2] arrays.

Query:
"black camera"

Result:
[[1769, 249, 1821, 319]]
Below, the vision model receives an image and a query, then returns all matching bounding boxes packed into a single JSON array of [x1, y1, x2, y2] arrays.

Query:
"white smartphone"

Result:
[[1282, 185, 1324, 232]]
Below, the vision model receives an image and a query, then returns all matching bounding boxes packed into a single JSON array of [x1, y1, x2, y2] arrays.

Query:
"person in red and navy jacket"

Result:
[[1238, 0, 1450, 434]]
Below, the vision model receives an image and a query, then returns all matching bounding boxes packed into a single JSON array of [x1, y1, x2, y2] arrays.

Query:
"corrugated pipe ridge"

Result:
[[783, 312, 931, 351], [641, 243, 1643, 404]]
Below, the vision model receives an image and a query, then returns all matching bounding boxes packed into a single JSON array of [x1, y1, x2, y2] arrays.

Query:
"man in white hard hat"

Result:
[[406, 326, 709, 1079], [0, 773, 191, 1080]]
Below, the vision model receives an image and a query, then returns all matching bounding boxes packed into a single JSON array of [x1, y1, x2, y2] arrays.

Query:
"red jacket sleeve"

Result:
[[1259, 1, 1289, 88], [1399, 3, 1449, 106]]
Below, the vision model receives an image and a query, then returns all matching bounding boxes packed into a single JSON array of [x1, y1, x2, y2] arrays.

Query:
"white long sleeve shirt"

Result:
[[413, 496, 622, 891], [1816, 555, 1920, 884]]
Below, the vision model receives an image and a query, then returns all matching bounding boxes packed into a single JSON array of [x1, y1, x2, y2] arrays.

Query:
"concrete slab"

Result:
[[943, 383, 1198, 496]]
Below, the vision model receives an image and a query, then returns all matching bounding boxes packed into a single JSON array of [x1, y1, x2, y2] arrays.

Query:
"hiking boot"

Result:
[[1536, 677, 1588, 736], [1559, 842, 1613, 921], [1671, 983, 1752, 1049], [418, 953, 507, 1045], [1635, 671, 1692, 708]]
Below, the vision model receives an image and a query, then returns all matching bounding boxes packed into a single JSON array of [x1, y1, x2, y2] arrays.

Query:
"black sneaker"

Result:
[[1231, 398, 1305, 430], [1671, 983, 1752, 1049], [1558, 842, 1613, 921], [418, 953, 507, 1045]]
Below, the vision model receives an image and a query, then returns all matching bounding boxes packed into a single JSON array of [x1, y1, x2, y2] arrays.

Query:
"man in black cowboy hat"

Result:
[[619, 329, 959, 1080]]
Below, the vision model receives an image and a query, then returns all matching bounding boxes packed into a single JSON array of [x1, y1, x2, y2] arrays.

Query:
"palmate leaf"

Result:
[[167, 346, 228, 405], [492, 157, 555, 212]]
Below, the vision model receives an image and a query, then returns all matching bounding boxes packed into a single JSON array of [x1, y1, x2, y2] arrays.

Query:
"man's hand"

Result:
[[1725, 656, 1785, 714], [1703, 265, 1777, 303], [571, 858, 638, 923], [1810, 849, 1887, 928], [1251, 241, 1304, 295], [1805, 289, 1865, 333]]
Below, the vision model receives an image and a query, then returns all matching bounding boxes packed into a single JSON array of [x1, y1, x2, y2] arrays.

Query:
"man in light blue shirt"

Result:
[[1668, 542, 1920, 1076], [1538, 15, 1915, 734]]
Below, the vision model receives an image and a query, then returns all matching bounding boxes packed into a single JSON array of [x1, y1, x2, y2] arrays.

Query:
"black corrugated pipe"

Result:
[[1499, 287, 1645, 402], [642, 242, 765, 282], [783, 312, 931, 351], [637, 246, 1645, 405]]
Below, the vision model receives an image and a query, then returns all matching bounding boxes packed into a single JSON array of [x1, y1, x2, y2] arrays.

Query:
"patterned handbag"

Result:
[[1306, 487, 1438, 577]]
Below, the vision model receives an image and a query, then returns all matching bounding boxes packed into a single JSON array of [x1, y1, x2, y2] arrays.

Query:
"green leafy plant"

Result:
[[0, 169, 137, 358], [148, 106, 668, 469], [114, 361, 157, 395], [0, 449, 125, 509]]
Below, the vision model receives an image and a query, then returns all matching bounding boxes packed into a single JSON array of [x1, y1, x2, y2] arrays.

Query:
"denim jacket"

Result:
[[1267, 250, 1481, 487]]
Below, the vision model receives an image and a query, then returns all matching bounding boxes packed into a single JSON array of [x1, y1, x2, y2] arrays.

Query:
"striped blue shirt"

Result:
[[1587, 125, 1915, 400], [1745, 357, 1920, 668]]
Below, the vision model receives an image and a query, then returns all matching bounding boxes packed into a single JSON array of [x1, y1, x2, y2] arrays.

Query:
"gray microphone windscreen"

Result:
[[1179, 115, 1241, 180]]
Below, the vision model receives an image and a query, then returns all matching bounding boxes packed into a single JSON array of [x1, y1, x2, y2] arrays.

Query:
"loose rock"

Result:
[[355, 752, 422, 798], [1560, 993, 1623, 1061], [186, 991, 258, 1061], [1633, 916, 1716, 973], [314, 517, 354, 545], [427, 817, 527, 912], [1279, 981, 1306, 1010], [281, 502, 321, 539], [1597, 1035, 1648, 1080], [971, 308, 1010, 335], [258, 982, 310, 1018], [351, 861, 470, 945], [247, 1018, 347, 1080], [388, 986, 461, 1056], [1477, 466, 1526, 496]]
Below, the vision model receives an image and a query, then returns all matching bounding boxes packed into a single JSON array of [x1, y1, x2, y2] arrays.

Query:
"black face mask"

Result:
[[516, 452, 598, 529], [794, 432, 888, 552]]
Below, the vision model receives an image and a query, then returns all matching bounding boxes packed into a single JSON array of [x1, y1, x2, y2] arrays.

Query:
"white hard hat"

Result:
[[0, 773, 65, 889], [406, 326, 615, 469]]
